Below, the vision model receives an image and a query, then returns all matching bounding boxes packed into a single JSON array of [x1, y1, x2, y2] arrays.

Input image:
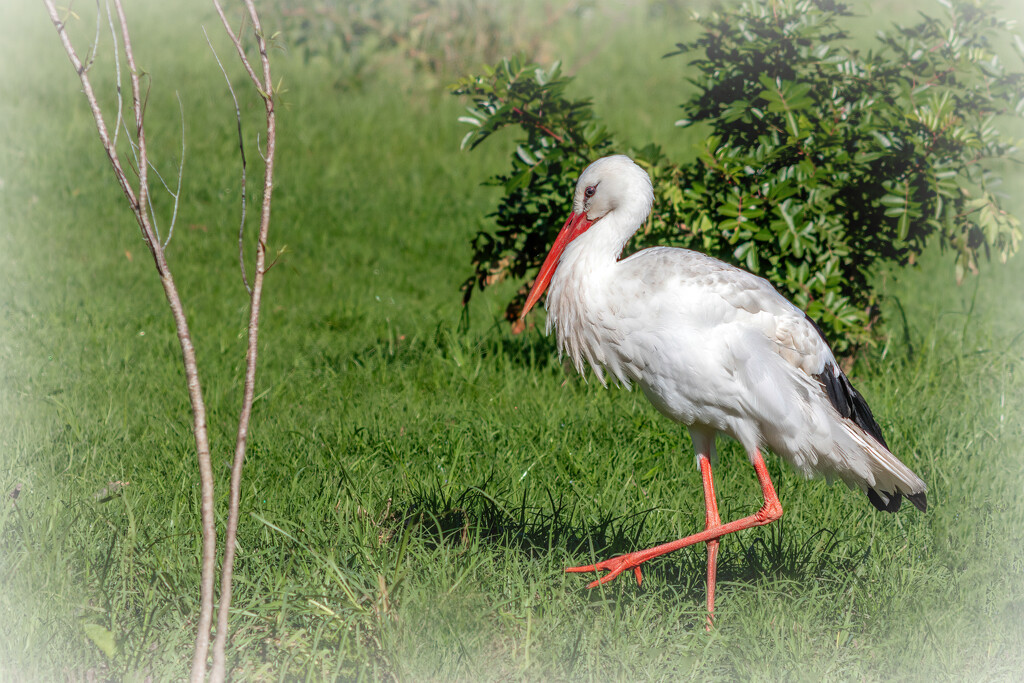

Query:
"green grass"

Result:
[[3, 0, 1024, 680]]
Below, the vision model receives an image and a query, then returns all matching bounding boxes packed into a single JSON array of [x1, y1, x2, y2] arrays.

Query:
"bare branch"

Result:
[[40, 1, 219, 679], [44, 0, 139, 212], [210, 1, 277, 680], [212, 0, 263, 93], [115, 4, 218, 678], [203, 25, 251, 294]]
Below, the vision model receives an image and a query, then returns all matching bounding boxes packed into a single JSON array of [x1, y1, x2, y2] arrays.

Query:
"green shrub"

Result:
[[454, 0, 1024, 352], [452, 57, 615, 328]]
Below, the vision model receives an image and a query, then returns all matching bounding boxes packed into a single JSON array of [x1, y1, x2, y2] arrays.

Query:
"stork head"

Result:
[[571, 154, 654, 222], [520, 155, 653, 318]]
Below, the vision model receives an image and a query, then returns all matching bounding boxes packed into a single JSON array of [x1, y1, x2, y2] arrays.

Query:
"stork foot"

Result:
[[565, 553, 649, 588], [565, 448, 782, 629], [564, 526, 719, 588]]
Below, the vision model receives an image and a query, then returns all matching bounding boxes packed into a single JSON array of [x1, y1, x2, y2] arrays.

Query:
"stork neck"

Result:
[[546, 210, 639, 327], [562, 209, 640, 271], [543, 208, 643, 383]]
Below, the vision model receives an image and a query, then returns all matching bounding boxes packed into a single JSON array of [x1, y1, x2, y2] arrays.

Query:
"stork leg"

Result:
[[699, 454, 722, 628], [566, 448, 782, 600]]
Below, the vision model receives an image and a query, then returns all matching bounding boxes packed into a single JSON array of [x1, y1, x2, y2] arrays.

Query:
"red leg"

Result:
[[699, 455, 722, 628], [566, 448, 782, 592]]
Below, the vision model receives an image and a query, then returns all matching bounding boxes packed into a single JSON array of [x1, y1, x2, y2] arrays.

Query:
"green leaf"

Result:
[[898, 212, 910, 241], [880, 193, 908, 208], [516, 145, 537, 165], [84, 623, 117, 659], [505, 167, 533, 191]]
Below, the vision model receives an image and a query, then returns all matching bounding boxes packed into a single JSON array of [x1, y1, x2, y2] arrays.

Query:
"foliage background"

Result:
[[1, 0, 1023, 679], [454, 0, 1024, 351]]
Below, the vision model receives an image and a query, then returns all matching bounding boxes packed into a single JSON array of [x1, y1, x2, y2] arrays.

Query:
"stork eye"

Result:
[[584, 185, 596, 199]]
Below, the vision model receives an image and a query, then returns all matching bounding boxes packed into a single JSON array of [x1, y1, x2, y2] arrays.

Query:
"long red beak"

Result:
[[520, 211, 595, 319]]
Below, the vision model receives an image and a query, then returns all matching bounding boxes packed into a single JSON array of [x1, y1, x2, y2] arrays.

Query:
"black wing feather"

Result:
[[803, 316, 927, 514], [804, 314, 887, 448], [867, 488, 902, 512], [813, 362, 888, 448]]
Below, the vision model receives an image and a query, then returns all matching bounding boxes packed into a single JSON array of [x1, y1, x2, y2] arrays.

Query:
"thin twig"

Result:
[[164, 93, 186, 248], [82, 0, 102, 74], [203, 25, 251, 293], [115, 108, 184, 246], [104, 0, 124, 148], [116, 116, 152, 239], [210, 1, 277, 681], [212, 0, 263, 93]]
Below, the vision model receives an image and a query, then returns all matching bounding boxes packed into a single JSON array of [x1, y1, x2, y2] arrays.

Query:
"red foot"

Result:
[[564, 448, 783, 622], [565, 553, 648, 588]]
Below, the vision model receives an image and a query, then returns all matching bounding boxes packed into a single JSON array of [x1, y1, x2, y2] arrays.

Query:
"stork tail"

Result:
[[812, 357, 927, 514]]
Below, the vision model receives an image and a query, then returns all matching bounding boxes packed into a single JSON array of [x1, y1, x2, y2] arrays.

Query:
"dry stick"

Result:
[[209, 1, 276, 680], [40, 0, 219, 678]]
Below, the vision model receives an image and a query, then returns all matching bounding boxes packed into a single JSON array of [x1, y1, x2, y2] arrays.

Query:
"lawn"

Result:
[[2, 0, 1023, 680]]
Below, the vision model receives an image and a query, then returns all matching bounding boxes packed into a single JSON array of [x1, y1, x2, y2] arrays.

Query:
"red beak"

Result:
[[520, 211, 595, 319]]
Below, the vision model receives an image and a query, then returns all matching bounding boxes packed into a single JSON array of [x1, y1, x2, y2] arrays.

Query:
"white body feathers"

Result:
[[541, 156, 926, 507]]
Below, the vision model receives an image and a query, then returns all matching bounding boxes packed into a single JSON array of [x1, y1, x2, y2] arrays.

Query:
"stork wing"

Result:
[[620, 247, 834, 375], [619, 248, 893, 441]]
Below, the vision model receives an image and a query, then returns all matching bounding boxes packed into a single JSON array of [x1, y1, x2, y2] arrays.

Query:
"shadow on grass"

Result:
[[308, 313, 563, 375], [397, 480, 859, 601]]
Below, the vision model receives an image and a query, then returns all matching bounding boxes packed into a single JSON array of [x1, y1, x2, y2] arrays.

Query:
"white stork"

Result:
[[520, 155, 926, 620]]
